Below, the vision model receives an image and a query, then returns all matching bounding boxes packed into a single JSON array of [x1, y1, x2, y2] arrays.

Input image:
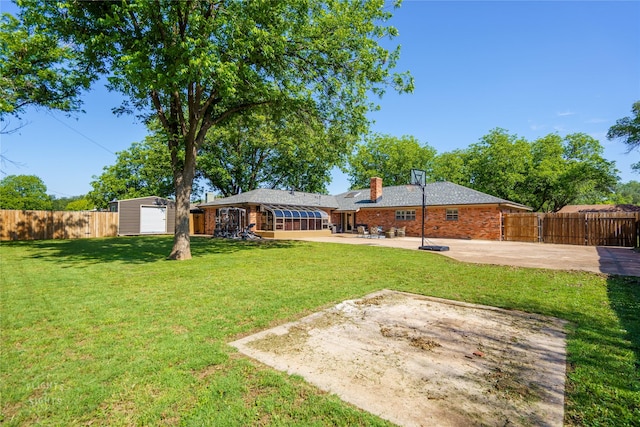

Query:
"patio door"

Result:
[[342, 213, 354, 233]]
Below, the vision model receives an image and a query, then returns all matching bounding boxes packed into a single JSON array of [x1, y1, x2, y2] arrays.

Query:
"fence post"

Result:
[[636, 213, 640, 248], [538, 214, 543, 243], [584, 214, 588, 246]]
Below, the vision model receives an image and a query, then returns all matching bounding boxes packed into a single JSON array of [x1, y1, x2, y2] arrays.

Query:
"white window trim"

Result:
[[446, 208, 459, 221], [395, 210, 416, 221]]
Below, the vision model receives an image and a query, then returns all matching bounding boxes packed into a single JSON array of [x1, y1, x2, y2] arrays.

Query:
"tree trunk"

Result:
[[168, 148, 196, 260], [168, 173, 193, 260]]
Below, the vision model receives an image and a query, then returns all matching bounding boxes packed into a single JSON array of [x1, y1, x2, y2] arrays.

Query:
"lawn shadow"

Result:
[[596, 247, 640, 277], [12, 235, 301, 265], [606, 275, 640, 374]]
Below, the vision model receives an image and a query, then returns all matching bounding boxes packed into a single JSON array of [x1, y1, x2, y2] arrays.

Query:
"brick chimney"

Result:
[[370, 177, 383, 202]]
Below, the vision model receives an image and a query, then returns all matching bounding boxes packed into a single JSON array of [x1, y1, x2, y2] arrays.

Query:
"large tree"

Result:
[[198, 106, 347, 196], [87, 134, 177, 209], [432, 129, 618, 211], [347, 134, 436, 188], [612, 180, 640, 205], [431, 149, 470, 185], [51, 195, 93, 211], [0, 13, 89, 124], [0, 174, 52, 210], [524, 133, 618, 211], [0, 10, 92, 171], [17, 0, 412, 259], [607, 100, 640, 172], [465, 128, 532, 203]]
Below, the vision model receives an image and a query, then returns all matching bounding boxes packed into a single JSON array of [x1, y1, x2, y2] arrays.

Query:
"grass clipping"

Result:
[[232, 290, 568, 427]]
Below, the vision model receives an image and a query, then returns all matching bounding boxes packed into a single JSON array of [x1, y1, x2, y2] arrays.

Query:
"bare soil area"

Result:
[[231, 290, 568, 427]]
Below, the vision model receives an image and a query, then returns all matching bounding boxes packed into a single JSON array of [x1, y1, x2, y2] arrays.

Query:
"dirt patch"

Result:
[[231, 290, 568, 427]]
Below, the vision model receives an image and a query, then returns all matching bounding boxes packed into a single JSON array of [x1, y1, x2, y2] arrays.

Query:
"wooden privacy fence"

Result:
[[503, 212, 640, 247], [0, 210, 119, 241]]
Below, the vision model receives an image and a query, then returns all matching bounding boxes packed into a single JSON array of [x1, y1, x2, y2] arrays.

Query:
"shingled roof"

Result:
[[557, 204, 640, 213], [334, 181, 530, 211], [198, 181, 530, 211], [198, 188, 339, 209]]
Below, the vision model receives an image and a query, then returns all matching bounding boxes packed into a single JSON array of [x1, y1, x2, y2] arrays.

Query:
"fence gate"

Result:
[[503, 212, 640, 247], [586, 215, 639, 247], [543, 213, 585, 245], [502, 213, 542, 243]]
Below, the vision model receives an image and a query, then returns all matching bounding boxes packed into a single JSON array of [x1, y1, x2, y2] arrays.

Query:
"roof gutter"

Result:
[[333, 208, 361, 213], [499, 203, 533, 211]]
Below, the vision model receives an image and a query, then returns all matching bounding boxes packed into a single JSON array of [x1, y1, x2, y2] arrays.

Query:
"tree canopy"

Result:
[[51, 195, 94, 211], [0, 174, 52, 210], [15, 0, 412, 259], [431, 150, 469, 184], [611, 180, 640, 205], [87, 133, 177, 209], [462, 130, 618, 211], [346, 128, 620, 212], [347, 134, 436, 189], [526, 133, 618, 211], [198, 107, 346, 196], [465, 128, 532, 203], [89, 107, 349, 206], [607, 100, 640, 172], [0, 13, 90, 124]]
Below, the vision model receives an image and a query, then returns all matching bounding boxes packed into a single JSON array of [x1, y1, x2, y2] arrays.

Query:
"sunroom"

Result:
[[260, 204, 330, 233]]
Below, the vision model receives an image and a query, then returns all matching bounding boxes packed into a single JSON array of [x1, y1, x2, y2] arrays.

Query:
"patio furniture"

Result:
[[396, 226, 406, 237], [369, 226, 382, 238], [385, 227, 396, 239], [357, 226, 369, 238]]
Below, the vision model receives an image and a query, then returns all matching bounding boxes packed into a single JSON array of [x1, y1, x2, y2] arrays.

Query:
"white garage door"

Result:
[[140, 206, 167, 234]]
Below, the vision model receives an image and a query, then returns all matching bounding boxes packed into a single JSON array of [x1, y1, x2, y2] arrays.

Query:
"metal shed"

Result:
[[108, 196, 176, 235]]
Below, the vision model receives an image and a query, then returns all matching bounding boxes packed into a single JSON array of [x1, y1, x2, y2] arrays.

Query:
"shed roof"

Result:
[[110, 196, 175, 206]]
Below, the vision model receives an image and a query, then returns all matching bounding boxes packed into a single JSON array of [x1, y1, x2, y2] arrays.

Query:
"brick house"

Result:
[[198, 177, 531, 240]]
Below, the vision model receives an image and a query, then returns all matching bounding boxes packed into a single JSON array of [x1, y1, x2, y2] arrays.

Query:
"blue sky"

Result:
[[1, 0, 639, 199]]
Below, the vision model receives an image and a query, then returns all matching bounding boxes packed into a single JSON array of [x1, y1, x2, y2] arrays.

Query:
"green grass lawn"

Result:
[[1, 236, 638, 426]]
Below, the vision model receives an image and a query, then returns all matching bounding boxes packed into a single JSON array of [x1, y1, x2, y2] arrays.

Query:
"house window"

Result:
[[395, 210, 416, 221], [446, 208, 459, 221]]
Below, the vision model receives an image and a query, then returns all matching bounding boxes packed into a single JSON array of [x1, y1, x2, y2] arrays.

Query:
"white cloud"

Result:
[[557, 110, 576, 117], [528, 120, 545, 131]]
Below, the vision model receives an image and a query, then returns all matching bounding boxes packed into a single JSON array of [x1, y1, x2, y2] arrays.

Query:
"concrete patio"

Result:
[[289, 235, 640, 277]]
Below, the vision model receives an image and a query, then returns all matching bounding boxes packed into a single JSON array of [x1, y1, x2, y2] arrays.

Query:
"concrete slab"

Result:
[[288, 235, 640, 276]]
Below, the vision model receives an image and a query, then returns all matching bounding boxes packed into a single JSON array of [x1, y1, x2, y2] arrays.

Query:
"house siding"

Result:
[[166, 204, 176, 234], [117, 197, 176, 235], [118, 199, 142, 235], [427, 206, 502, 240], [353, 205, 504, 240]]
